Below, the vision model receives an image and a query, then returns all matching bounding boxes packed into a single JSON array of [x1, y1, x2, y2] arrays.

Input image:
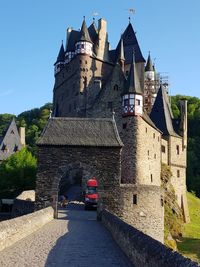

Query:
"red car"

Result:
[[85, 177, 98, 210]]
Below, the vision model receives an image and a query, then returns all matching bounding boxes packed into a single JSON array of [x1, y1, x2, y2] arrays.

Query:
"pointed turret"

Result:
[[117, 38, 125, 71], [75, 17, 93, 56], [122, 53, 143, 116], [150, 85, 179, 137], [122, 23, 145, 63], [80, 18, 92, 43], [54, 43, 65, 75], [145, 52, 154, 72]]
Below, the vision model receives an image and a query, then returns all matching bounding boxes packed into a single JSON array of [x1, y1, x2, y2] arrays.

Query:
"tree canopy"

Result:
[[0, 147, 37, 198]]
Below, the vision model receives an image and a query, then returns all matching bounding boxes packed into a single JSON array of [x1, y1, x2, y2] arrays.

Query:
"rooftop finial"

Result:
[[128, 8, 135, 23], [112, 111, 115, 121], [83, 15, 85, 21]]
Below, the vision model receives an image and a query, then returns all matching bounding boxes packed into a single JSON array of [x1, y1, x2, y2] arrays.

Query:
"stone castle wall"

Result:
[[102, 210, 198, 267], [36, 145, 122, 215], [137, 117, 161, 186], [118, 184, 164, 242]]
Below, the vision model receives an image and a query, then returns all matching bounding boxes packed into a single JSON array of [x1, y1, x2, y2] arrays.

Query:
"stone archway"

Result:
[[50, 161, 97, 217]]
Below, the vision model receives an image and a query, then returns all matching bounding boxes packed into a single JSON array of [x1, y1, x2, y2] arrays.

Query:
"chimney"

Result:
[[97, 19, 108, 61], [179, 100, 187, 149], [19, 127, 26, 146]]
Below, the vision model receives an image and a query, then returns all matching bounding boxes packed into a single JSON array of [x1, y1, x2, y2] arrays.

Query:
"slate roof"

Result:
[[0, 118, 23, 161], [66, 30, 80, 52], [88, 22, 98, 44], [150, 86, 180, 137], [122, 23, 145, 64], [55, 43, 65, 64], [145, 53, 154, 71], [123, 53, 142, 95], [37, 117, 123, 147], [79, 19, 92, 43]]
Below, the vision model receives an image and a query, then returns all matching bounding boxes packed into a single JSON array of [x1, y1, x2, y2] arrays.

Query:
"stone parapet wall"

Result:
[[102, 210, 199, 267], [0, 207, 54, 252]]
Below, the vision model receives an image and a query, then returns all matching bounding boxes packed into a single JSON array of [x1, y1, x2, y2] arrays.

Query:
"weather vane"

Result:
[[92, 11, 99, 22], [127, 8, 135, 23]]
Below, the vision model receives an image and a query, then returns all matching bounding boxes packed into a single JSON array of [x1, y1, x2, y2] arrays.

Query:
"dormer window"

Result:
[[1, 143, 7, 152], [11, 130, 14, 134]]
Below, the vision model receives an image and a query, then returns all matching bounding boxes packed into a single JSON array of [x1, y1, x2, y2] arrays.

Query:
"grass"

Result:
[[177, 192, 200, 263]]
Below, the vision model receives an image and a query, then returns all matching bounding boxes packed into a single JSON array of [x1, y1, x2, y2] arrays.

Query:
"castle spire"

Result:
[[124, 52, 142, 95], [55, 42, 65, 64], [79, 17, 92, 43], [145, 51, 154, 72], [75, 17, 93, 56], [54, 42, 65, 75], [118, 38, 125, 71]]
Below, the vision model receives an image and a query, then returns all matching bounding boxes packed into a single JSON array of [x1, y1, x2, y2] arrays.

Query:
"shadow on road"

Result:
[[44, 187, 132, 267]]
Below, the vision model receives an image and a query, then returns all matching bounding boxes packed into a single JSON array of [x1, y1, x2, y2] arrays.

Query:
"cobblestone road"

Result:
[[0, 188, 133, 267]]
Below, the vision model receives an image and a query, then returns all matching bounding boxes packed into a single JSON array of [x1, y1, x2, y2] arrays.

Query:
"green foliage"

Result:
[[171, 95, 200, 198], [0, 147, 37, 198], [177, 192, 200, 263], [0, 114, 15, 136]]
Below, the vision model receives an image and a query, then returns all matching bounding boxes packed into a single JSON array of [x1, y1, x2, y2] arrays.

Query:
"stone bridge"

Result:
[[0, 186, 199, 267]]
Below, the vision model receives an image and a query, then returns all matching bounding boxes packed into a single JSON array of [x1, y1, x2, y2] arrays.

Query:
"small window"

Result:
[[154, 154, 156, 159], [145, 127, 148, 133], [161, 198, 164, 207], [151, 174, 153, 182], [136, 99, 140, 105], [81, 44, 84, 48], [108, 102, 113, 111], [85, 61, 87, 64], [148, 150, 150, 156], [133, 194, 137, 205], [176, 145, 180, 155], [161, 145, 165, 153], [80, 60, 82, 64], [123, 123, 127, 129], [158, 136, 160, 142], [153, 133, 155, 139], [113, 84, 118, 91], [125, 70, 129, 77], [11, 130, 14, 134], [177, 170, 180, 178]]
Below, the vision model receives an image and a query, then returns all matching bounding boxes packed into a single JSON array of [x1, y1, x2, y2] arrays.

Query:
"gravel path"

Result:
[[0, 190, 133, 267]]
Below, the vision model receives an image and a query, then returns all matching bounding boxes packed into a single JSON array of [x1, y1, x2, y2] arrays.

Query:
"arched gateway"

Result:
[[35, 117, 123, 218]]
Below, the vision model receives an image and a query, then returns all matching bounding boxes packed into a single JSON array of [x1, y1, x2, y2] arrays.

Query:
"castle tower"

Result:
[[75, 18, 93, 56], [119, 52, 164, 242], [150, 86, 190, 222]]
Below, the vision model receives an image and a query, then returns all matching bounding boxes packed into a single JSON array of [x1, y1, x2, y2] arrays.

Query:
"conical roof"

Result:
[[122, 23, 145, 63], [55, 43, 65, 64], [150, 86, 180, 137], [145, 52, 154, 71], [117, 38, 125, 61], [123, 52, 143, 95], [79, 18, 92, 43]]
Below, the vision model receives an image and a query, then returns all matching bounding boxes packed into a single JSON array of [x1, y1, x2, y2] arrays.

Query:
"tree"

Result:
[[0, 148, 37, 198]]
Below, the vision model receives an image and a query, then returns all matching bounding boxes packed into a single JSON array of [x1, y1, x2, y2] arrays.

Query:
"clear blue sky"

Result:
[[0, 0, 199, 115]]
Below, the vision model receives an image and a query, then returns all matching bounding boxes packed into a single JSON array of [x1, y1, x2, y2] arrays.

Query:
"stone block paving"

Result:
[[0, 202, 133, 267]]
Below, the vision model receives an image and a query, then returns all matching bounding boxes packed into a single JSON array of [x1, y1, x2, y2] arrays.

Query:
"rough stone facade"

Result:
[[102, 210, 199, 267], [36, 146, 122, 215], [35, 17, 189, 243]]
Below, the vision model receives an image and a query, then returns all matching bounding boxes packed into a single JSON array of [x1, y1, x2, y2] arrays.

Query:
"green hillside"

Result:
[[177, 192, 200, 263]]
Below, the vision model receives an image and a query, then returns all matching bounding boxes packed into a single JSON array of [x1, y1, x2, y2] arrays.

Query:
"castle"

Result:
[[36, 17, 189, 243]]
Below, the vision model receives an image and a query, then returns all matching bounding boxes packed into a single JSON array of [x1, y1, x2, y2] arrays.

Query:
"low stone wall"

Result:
[[0, 207, 54, 252], [102, 210, 199, 267]]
